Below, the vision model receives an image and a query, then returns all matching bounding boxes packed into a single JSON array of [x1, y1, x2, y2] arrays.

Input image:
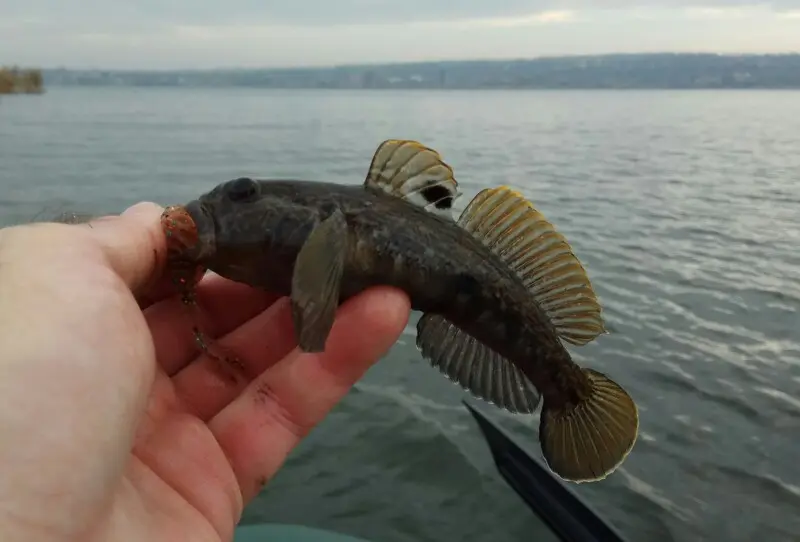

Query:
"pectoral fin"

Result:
[[291, 209, 349, 353]]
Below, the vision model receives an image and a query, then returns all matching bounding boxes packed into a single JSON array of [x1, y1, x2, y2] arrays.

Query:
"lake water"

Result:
[[1, 87, 799, 541]]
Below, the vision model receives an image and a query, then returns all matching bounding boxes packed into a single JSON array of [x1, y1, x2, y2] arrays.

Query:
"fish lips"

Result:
[[181, 198, 217, 262]]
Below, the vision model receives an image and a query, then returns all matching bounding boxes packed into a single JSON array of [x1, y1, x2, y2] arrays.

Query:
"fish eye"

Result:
[[225, 177, 259, 203]]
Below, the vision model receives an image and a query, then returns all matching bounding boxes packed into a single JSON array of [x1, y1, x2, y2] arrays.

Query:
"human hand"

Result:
[[0, 203, 411, 542]]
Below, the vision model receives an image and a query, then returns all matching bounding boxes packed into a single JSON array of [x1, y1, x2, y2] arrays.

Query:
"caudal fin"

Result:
[[539, 368, 639, 483]]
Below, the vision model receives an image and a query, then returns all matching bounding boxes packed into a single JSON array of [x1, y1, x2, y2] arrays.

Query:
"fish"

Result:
[[161, 139, 639, 483]]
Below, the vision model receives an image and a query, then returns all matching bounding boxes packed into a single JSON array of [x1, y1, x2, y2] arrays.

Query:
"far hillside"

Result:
[[42, 53, 800, 89]]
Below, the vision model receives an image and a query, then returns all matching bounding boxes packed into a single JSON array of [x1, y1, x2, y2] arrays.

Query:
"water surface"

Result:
[[2, 87, 799, 541]]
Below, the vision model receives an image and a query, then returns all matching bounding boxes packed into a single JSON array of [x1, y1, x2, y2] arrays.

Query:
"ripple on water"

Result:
[[243, 384, 557, 542], [4, 88, 800, 542]]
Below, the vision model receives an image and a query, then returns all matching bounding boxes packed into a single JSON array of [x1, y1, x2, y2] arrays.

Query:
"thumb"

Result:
[[86, 202, 168, 293]]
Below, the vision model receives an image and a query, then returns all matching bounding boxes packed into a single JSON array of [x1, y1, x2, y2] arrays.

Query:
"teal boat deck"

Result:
[[234, 523, 372, 542]]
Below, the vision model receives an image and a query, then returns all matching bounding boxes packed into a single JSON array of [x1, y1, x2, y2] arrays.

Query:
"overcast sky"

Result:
[[2, 1, 799, 69]]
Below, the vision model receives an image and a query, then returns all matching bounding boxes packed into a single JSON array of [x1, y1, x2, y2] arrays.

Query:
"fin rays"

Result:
[[364, 139, 461, 219], [417, 314, 541, 414], [362, 140, 636, 483], [539, 369, 639, 483], [455, 186, 605, 346], [290, 210, 349, 352]]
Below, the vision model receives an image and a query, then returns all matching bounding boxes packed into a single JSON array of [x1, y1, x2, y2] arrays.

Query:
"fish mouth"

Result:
[[184, 199, 217, 261]]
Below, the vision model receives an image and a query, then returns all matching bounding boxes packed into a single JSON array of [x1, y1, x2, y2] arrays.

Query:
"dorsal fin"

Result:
[[364, 139, 461, 219], [457, 186, 605, 346]]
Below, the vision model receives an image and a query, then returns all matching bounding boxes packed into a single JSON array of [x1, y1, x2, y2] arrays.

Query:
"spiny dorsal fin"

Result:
[[364, 139, 461, 219], [457, 186, 605, 346], [416, 313, 541, 414]]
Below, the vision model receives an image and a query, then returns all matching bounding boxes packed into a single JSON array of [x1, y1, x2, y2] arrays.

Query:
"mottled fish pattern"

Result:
[[161, 139, 639, 483]]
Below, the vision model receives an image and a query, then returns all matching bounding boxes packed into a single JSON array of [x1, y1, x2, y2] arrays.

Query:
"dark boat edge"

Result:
[[462, 400, 629, 542]]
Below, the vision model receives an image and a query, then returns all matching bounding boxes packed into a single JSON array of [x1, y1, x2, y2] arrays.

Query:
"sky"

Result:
[[2, 1, 800, 69]]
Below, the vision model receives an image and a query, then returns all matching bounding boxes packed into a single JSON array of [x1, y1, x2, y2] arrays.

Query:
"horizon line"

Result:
[[21, 50, 800, 73]]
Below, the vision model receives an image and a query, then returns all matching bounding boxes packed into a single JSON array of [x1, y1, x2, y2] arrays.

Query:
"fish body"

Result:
[[185, 179, 584, 405], [163, 140, 639, 483]]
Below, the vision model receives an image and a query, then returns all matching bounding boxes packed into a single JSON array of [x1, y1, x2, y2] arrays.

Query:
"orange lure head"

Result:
[[161, 205, 206, 295]]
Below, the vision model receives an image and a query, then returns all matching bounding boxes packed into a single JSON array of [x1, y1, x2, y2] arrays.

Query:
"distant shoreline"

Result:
[[41, 86, 800, 93], [41, 53, 800, 90]]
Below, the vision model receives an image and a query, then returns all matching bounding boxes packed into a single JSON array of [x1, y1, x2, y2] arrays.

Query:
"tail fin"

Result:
[[539, 368, 639, 483]]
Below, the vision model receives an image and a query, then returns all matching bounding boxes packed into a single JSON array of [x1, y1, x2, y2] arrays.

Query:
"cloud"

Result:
[[5, 0, 800, 29], [2, 1, 799, 68]]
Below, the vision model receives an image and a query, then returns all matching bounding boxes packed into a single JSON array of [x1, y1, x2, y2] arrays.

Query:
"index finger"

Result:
[[86, 202, 169, 293], [208, 286, 411, 503]]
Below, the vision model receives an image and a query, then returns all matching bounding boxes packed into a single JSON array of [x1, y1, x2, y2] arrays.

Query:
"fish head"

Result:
[[161, 176, 274, 292], [165, 176, 269, 260]]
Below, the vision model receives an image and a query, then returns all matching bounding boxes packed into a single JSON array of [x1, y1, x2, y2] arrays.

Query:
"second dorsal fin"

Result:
[[457, 186, 606, 346], [364, 139, 461, 219]]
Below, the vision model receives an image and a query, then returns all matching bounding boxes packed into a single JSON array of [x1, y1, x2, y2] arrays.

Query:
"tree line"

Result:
[[0, 67, 44, 94]]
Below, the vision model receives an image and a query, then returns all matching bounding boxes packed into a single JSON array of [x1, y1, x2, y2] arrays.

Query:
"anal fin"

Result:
[[364, 139, 461, 219], [291, 209, 349, 353], [416, 313, 541, 414]]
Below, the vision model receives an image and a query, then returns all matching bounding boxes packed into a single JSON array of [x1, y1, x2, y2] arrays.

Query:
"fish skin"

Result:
[[177, 177, 590, 408], [161, 140, 639, 484]]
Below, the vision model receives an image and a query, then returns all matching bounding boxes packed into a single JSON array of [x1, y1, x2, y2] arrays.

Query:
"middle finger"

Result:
[[170, 296, 298, 421]]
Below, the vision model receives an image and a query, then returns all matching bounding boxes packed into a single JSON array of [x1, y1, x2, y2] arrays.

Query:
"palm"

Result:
[[0, 209, 409, 542], [105, 386, 241, 542]]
